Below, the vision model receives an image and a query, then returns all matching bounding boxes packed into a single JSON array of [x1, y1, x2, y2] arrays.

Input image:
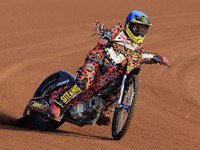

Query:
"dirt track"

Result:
[[0, 0, 200, 149]]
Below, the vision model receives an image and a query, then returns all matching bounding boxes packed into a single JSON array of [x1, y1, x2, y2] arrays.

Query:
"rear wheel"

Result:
[[112, 75, 140, 140], [30, 72, 64, 131]]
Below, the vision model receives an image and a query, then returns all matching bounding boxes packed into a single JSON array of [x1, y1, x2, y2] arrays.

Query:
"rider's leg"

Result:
[[47, 47, 104, 121], [48, 46, 122, 124]]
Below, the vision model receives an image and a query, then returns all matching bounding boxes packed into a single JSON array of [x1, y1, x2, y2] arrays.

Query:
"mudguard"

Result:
[[18, 70, 75, 123], [56, 70, 75, 87]]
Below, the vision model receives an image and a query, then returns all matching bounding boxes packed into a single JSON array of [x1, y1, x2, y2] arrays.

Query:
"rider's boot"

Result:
[[47, 101, 62, 122], [47, 84, 82, 122], [96, 95, 117, 125], [96, 113, 111, 126]]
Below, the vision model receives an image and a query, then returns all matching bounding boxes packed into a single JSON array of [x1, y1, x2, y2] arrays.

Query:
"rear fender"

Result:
[[56, 70, 75, 87], [21, 70, 75, 117]]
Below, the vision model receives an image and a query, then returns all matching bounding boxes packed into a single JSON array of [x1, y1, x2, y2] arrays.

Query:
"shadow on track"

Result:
[[0, 112, 34, 130], [0, 112, 18, 125], [53, 129, 113, 140], [0, 112, 113, 140]]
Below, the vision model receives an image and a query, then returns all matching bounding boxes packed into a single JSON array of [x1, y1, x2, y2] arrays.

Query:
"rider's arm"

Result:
[[141, 52, 168, 65], [136, 43, 144, 52]]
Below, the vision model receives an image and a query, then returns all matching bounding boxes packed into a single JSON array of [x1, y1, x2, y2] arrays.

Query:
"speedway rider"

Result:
[[47, 10, 169, 125]]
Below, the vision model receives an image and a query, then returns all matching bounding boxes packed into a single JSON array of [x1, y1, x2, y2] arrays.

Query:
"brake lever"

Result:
[[153, 58, 171, 68]]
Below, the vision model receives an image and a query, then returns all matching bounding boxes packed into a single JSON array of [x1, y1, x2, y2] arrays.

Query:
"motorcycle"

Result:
[[18, 21, 171, 140]]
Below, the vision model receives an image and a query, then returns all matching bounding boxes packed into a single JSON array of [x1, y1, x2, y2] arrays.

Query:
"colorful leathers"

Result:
[[51, 24, 158, 108]]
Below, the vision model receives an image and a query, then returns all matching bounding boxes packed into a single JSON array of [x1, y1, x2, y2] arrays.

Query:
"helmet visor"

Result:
[[130, 23, 149, 37]]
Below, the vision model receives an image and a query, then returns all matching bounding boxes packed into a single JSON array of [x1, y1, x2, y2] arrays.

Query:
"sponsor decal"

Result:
[[136, 16, 150, 24], [31, 103, 48, 109], [116, 32, 130, 45], [60, 84, 81, 103], [115, 32, 138, 51], [119, 34, 130, 44], [106, 47, 126, 64], [142, 54, 153, 58]]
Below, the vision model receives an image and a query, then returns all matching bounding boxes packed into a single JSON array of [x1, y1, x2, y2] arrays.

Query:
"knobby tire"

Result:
[[112, 75, 140, 140]]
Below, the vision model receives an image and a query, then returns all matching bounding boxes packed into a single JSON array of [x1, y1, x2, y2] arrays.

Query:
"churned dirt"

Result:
[[0, 0, 200, 149]]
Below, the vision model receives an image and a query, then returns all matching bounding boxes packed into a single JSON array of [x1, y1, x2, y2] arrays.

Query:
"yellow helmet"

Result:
[[125, 10, 152, 43]]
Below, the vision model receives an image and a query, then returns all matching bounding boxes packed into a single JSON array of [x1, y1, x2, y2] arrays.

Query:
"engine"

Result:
[[69, 96, 105, 123]]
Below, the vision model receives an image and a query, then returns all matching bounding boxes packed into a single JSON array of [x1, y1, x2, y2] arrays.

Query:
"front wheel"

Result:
[[112, 75, 140, 140]]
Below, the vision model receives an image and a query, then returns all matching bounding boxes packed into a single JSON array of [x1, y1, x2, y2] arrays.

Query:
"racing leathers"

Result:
[[48, 23, 161, 122]]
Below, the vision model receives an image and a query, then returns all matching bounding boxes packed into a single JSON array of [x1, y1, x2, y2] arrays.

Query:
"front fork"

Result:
[[116, 74, 127, 108]]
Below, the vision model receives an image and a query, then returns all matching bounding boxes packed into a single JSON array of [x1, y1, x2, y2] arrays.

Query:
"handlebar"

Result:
[[107, 40, 123, 45], [153, 58, 171, 68]]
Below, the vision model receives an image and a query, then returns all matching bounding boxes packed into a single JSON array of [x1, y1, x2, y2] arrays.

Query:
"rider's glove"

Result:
[[161, 56, 169, 64], [98, 39, 109, 48]]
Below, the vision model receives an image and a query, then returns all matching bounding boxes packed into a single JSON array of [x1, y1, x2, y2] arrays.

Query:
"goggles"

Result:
[[130, 23, 149, 37]]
